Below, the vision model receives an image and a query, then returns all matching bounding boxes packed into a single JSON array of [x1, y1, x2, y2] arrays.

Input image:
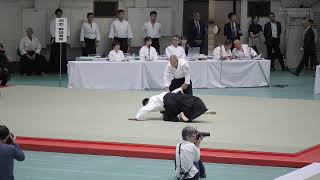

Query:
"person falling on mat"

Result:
[[129, 88, 216, 122]]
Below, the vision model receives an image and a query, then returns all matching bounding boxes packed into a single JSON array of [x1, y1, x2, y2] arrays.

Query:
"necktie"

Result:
[[196, 22, 200, 34], [233, 23, 237, 37]]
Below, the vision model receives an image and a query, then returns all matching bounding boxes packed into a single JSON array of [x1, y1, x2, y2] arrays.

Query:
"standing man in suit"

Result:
[[303, 18, 318, 70], [109, 9, 133, 53], [224, 12, 242, 43], [292, 19, 319, 76], [188, 12, 207, 54], [263, 12, 287, 71]]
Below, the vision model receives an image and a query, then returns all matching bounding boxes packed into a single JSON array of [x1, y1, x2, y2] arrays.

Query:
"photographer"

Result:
[[175, 126, 206, 180], [0, 125, 25, 180]]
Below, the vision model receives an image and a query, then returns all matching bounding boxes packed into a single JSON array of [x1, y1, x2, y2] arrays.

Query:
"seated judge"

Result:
[[108, 40, 125, 62], [165, 35, 186, 59], [164, 55, 192, 95], [139, 37, 158, 61], [129, 88, 216, 122], [0, 43, 13, 86], [180, 36, 190, 56], [80, 12, 100, 56], [19, 27, 47, 75], [232, 40, 257, 60], [213, 39, 233, 60]]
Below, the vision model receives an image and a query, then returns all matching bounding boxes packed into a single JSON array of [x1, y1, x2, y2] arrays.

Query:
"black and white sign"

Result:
[[55, 18, 67, 43]]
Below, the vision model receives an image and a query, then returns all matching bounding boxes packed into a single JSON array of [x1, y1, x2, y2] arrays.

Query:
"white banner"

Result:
[[55, 18, 67, 43]]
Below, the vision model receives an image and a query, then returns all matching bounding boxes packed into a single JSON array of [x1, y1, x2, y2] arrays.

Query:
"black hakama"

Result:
[[163, 92, 207, 122], [169, 77, 193, 95], [49, 38, 67, 73], [20, 51, 47, 75], [114, 37, 128, 53], [82, 38, 96, 56]]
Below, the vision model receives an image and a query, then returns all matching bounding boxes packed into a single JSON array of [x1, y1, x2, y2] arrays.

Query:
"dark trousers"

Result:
[[304, 51, 317, 69], [152, 38, 160, 54], [296, 47, 319, 75], [82, 38, 96, 56], [266, 38, 286, 69], [251, 45, 259, 54], [50, 38, 67, 73], [177, 161, 205, 180], [0, 67, 10, 86], [20, 52, 47, 75], [169, 78, 193, 95], [190, 40, 205, 54], [114, 37, 128, 53]]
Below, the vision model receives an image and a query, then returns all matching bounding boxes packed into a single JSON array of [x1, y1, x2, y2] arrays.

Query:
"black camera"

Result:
[[196, 131, 210, 140], [5, 133, 14, 144], [179, 169, 190, 180]]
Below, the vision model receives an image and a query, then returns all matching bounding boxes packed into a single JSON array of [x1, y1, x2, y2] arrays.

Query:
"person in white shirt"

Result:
[[139, 37, 158, 61], [80, 13, 100, 56], [109, 9, 133, 53], [144, 11, 161, 54], [129, 88, 215, 122], [213, 39, 233, 60], [232, 40, 257, 60], [108, 40, 124, 62], [176, 126, 206, 180], [165, 35, 186, 59], [19, 28, 47, 75], [164, 55, 192, 95], [49, 8, 70, 73]]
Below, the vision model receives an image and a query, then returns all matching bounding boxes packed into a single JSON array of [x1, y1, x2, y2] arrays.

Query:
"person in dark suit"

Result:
[[248, 16, 263, 54], [187, 12, 207, 54], [292, 19, 319, 76], [224, 12, 242, 42], [303, 18, 318, 70], [0, 43, 13, 86], [263, 12, 287, 71]]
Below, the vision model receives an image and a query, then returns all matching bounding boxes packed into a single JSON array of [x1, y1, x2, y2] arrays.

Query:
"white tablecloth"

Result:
[[68, 61, 143, 90], [68, 60, 270, 90], [315, 65, 320, 95]]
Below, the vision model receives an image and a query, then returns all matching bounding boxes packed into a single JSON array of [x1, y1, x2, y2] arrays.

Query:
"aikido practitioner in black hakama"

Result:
[[80, 13, 100, 56], [164, 55, 193, 95], [129, 88, 216, 122]]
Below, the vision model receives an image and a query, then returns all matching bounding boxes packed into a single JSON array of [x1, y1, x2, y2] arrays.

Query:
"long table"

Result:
[[68, 60, 271, 90], [315, 65, 320, 95]]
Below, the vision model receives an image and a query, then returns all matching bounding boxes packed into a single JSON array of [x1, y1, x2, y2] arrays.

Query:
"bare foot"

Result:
[[180, 112, 189, 122]]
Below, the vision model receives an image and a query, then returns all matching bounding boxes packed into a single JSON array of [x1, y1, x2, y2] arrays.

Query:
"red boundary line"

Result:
[[17, 136, 320, 168]]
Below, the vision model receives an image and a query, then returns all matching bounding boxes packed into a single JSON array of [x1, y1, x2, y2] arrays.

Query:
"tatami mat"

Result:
[[1, 86, 319, 153]]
